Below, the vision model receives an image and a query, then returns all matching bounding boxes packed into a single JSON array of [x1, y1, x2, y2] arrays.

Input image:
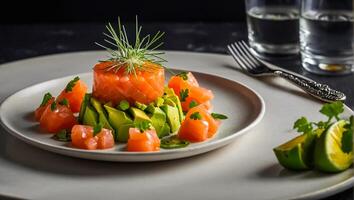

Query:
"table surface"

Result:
[[0, 22, 353, 200]]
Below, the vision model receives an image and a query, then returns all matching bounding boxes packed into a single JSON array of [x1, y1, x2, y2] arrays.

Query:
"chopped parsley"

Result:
[[135, 121, 152, 133], [179, 89, 189, 102], [211, 113, 228, 120], [52, 130, 71, 142], [65, 76, 80, 92], [58, 98, 69, 106], [40, 93, 53, 107], [190, 112, 202, 120], [189, 100, 198, 108], [177, 72, 188, 80]]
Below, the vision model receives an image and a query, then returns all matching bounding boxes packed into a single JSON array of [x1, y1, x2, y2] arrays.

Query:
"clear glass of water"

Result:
[[245, 0, 300, 57], [300, 0, 354, 75]]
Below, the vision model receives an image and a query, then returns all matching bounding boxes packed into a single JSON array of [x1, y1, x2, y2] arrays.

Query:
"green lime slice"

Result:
[[273, 134, 315, 170], [314, 120, 353, 173]]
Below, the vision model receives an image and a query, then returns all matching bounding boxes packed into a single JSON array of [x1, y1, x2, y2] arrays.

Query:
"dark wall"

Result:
[[1, 0, 246, 24]]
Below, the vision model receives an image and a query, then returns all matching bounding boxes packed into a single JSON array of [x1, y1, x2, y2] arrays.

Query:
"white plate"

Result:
[[0, 51, 352, 200], [0, 71, 265, 162]]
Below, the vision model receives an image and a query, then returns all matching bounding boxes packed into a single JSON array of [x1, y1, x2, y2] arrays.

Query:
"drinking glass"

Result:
[[245, 0, 300, 57], [300, 0, 354, 75]]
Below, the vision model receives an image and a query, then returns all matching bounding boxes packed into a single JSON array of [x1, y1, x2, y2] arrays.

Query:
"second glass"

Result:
[[245, 0, 300, 57]]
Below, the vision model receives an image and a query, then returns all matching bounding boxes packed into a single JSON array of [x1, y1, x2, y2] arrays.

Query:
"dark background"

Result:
[[0, 1, 353, 200], [0, 0, 246, 24]]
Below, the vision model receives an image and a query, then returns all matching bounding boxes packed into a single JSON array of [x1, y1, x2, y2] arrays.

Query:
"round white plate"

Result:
[[0, 71, 265, 162], [0, 51, 352, 200]]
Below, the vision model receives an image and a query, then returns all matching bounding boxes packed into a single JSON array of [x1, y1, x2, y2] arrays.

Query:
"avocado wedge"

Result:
[[90, 97, 114, 132], [104, 105, 133, 142], [161, 104, 180, 133], [83, 105, 98, 126]]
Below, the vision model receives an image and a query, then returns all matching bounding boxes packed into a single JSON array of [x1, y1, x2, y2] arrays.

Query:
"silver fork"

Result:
[[227, 41, 346, 102]]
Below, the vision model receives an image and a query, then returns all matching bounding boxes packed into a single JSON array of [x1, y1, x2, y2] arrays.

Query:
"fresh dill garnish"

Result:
[[95, 16, 166, 75]]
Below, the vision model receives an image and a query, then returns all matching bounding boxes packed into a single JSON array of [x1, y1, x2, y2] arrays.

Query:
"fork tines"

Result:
[[227, 41, 261, 72]]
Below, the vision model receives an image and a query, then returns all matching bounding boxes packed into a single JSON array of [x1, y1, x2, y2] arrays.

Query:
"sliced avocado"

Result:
[[154, 97, 165, 107], [78, 93, 91, 123], [117, 123, 134, 142], [166, 95, 184, 122], [149, 107, 168, 137], [161, 104, 180, 133], [90, 97, 114, 132], [159, 123, 171, 138], [163, 87, 184, 122], [104, 105, 133, 141], [164, 98, 176, 107], [130, 107, 151, 124], [135, 101, 147, 111], [83, 106, 98, 126]]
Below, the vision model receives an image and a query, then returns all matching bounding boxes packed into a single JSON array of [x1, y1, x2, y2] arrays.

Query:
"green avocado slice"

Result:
[[78, 93, 91, 124], [130, 107, 151, 124], [161, 104, 180, 133], [117, 123, 135, 142], [83, 105, 98, 126], [104, 105, 133, 141], [90, 97, 114, 132], [149, 106, 168, 137]]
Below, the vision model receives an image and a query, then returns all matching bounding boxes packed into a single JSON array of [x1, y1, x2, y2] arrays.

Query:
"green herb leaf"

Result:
[[40, 93, 53, 107], [65, 76, 80, 92], [189, 100, 198, 109], [177, 72, 188, 80], [160, 135, 190, 149], [293, 117, 313, 134], [179, 89, 189, 102], [320, 101, 344, 122], [119, 100, 130, 111], [52, 130, 71, 142], [190, 112, 202, 120], [50, 102, 57, 111], [58, 98, 69, 106], [342, 116, 353, 154], [93, 123, 103, 135], [135, 121, 151, 132], [211, 113, 228, 120]]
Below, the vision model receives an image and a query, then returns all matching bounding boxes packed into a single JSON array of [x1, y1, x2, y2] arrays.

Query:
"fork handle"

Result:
[[273, 70, 346, 102]]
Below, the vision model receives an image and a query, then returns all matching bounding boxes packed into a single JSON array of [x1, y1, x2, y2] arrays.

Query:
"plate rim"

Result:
[[0, 70, 265, 158]]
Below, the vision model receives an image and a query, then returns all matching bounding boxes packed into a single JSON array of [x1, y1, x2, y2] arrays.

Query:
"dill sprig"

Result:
[[95, 16, 166, 75]]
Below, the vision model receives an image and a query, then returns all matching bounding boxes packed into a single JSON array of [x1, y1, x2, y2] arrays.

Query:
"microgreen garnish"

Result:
[[52, 130, 71, 142], [65, 76, 80, 92], [93, 123, 103, 135], [179, 89, 189, 102], [50, 102, 57, 111], [135, 121, 151, 133], [58, 98, 69, 106], [95, 17, 166, 75], [190, 112, 202, 120], [40, 93, 53, 107], [342, 116, 353, 154], [177, 72, 188, 80], [119, 100, 130, 110], [189, 100, 198, 108], [211, 113, 228, 120]]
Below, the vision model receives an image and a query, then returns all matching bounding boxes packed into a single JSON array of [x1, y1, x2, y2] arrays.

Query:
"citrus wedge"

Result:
[[273, 134, 315, 170], [314, 120, 353, 173]]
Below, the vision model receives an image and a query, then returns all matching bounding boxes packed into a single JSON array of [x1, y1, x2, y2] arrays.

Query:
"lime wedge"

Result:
[[273, 134, 315, 170], [314, 120, 353, 173]]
